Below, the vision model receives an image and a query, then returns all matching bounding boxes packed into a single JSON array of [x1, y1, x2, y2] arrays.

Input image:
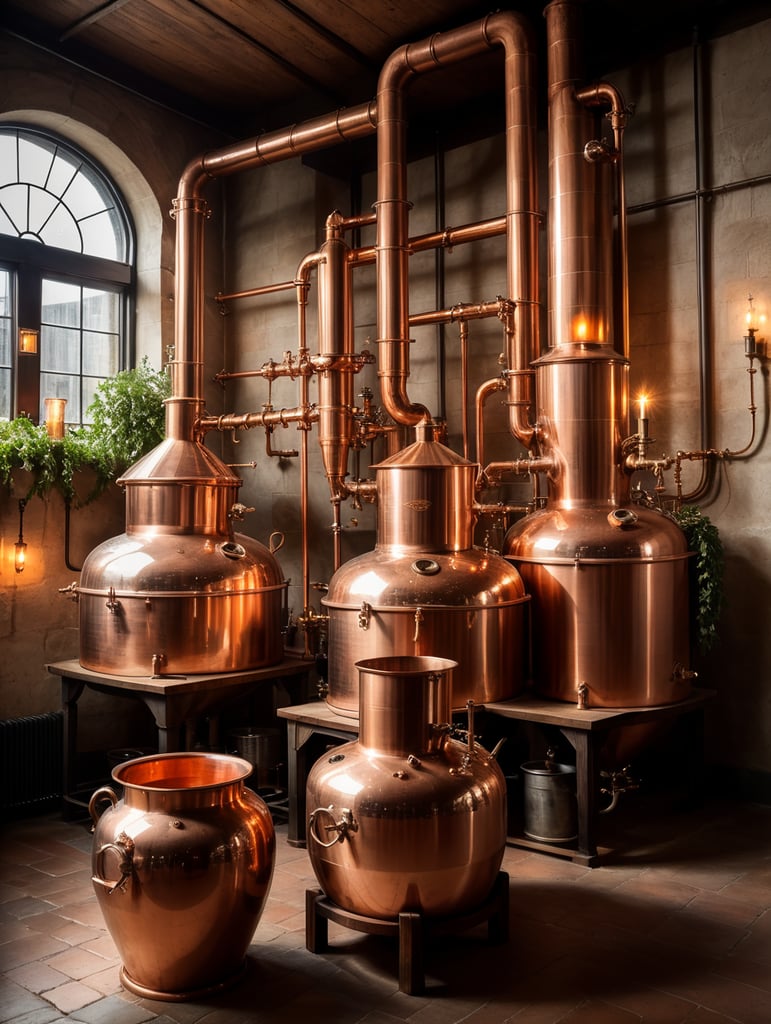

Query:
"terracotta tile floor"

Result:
[[1, 796, 770, 1024]]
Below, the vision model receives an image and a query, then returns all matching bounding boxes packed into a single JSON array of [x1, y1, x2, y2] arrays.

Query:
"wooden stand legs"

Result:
[[306, 871, 509, 995]]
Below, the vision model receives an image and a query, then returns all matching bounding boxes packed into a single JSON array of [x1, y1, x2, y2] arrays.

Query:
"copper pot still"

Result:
[[89, 752, 276, 1001], [322, 427, 529, 716], [306, 655, 507, 921], [78, 434, 287, 676]]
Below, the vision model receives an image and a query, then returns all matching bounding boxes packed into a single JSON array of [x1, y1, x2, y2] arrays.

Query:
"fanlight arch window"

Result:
[[0, 125, 134, 424]]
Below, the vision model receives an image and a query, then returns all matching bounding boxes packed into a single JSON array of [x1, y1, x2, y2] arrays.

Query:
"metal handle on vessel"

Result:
[[308, 805, 358, 848], [88, 786, 118, 824], [269, 530, 285, 553], [92, 833, 135, 895]]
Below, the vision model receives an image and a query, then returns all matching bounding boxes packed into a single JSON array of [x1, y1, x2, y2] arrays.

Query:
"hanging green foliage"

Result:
[[0, 358, 170, 504], [673, 505, 724, 654]]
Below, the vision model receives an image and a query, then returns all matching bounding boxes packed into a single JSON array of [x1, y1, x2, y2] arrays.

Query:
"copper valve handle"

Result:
[[308, 805, 358, 848]]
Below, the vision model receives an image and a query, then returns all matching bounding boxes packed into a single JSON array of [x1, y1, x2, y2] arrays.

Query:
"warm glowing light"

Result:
[[18, 328, 38, 354], [745, 294, 767, 333], [14, 499, 27, 574], [575, 318, 588, 341], [44, 397, 67, 440], [14, 540, 27, 574], [638, 395, 648, 420]]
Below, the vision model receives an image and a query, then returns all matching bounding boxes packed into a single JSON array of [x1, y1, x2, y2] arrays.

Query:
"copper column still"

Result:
[[89, 752, 275, 1000], [323, 423, 528, 715], [502, 0, 692, 709], [306, 656, 507, 920]]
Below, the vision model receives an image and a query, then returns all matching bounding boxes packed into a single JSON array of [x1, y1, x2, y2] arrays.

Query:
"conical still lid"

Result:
[[371, 424, 478, 551], [118, 437, 241, 535], [356, 656, 456, 755]]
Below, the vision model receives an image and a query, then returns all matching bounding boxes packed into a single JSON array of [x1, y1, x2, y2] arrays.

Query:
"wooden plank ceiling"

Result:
[[1, 0, 766, 141]]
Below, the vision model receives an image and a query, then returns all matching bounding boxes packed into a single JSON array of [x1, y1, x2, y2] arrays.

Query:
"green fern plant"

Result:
[[673, 505, 724, 654], [0, 358, 170, 503]]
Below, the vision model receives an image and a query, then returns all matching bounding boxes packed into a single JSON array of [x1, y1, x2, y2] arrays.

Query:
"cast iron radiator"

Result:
[[0, 711, 63, 815]]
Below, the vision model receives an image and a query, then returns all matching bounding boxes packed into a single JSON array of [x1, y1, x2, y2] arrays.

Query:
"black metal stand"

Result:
[[305, 871, 509, 995]]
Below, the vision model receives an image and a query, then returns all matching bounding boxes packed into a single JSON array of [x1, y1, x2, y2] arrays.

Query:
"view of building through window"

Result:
[[0, 125, 133, 425]]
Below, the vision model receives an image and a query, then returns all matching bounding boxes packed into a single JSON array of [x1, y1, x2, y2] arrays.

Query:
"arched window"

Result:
[[0, 125, 134, 425]]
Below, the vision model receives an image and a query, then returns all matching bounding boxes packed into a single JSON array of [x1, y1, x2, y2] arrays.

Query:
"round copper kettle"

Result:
[[323, 427, 529, 715], [89, 752, 275, 1000], [306, 655, 507, 920]]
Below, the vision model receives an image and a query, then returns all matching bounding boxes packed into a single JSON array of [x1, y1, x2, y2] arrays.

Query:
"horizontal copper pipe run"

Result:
[[215, 279, 300, 303], [482, 456, 554, 487], [198, 407, 318, 433], [348, 216, 508, 267], [409, 299, 508, 328]]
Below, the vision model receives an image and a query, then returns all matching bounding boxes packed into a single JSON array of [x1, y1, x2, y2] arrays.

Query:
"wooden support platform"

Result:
[[305, 871, 509, 995]]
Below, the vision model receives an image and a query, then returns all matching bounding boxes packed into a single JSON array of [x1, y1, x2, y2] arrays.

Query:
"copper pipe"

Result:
[[546, 0, 614, 351], [172, 101, 377, 436], [575, 81, 631, 360], [475, 375, 507, 480], [317, 211, 354, 499], [215, 279, 298, 303], [408, 299, 506, 328], [348, 216, 508, 268], [198, 407, 316, 432], [375, 12, 538, 430]]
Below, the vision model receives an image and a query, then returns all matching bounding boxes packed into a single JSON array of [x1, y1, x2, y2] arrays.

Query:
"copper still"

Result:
[[306, 656, 507, 920], [89, 752, 275, 1000], [502, 0, 692, 710], [77, 409, 286, 676], [322, 425, 529, 715]]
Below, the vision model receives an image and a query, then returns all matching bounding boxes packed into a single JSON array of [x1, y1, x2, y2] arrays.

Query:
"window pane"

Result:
[[42, 279, 81, 326], [80, 210, 120, 260], [81, 376, 106, 423], [41, 202, 82, 252], [0, 266, 10, 327], [28, 189, 59, 239], [83, 288, 119, 331], [1, 270, 12, 386], [0, 318, 10, 366], [39, 372, 79, 423], [83, 331, 119, 376], [46, 151, 79, 198], [18, 135, 54, 188], [1, 183, 28, 235], [0, 368, 11, 420], [41, 326, 80, 373]]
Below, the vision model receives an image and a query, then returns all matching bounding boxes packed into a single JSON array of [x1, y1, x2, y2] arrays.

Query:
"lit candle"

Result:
[[44, 397, 67, 440], [637, 395, 649, 439]]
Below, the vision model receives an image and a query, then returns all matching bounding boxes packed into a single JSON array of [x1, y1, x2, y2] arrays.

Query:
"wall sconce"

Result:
[[18, 328, 39, 354], [744, 294, 766, 358], [44, 397, 67, 440], [15, 499, 27, 574]]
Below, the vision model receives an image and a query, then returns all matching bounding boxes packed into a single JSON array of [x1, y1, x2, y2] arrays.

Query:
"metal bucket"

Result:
[[521, 757, 577, 843], [229, 727, 283, 788]]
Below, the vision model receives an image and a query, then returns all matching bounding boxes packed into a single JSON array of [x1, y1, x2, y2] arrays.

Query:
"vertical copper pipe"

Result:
[[545, 0, 614, 350], [375, 12, 538, 431], [575, 81, 631, 360], [317, 211, 354, 498]]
